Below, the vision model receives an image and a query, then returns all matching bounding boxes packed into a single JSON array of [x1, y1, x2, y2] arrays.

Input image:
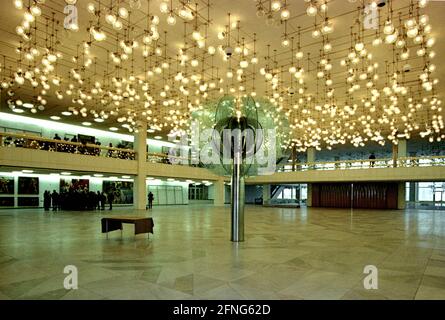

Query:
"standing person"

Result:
[[58, 192, 63, 211], [107, 143, 113, 158], [100, 192, 107, 210], [369, 152, 376, 168], [147, 192, 154, 210], [43, 190, 50, 211], [108, 191, 114, 210], [96, 191, 101, 210], [51, 190, 58, 211]]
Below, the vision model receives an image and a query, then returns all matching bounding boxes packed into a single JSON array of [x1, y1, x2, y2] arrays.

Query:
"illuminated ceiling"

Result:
[[0, 0, 444, 150]]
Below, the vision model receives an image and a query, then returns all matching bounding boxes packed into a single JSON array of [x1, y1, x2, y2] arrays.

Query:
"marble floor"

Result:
[[0, 205, 444, 300]]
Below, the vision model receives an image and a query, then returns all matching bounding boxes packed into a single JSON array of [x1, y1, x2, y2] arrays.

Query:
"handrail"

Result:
[[0, 131, 135, 159], [0, 132, 135, 153], [276, 155, 445, 172], [1, 131, 444, 170]]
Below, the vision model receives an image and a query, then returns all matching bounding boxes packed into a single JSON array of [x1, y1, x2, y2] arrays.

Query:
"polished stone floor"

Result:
[[0, 205, 444, 300]]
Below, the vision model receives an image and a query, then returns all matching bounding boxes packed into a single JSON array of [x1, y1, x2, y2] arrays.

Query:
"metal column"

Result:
[[231, 130, 245, 242]]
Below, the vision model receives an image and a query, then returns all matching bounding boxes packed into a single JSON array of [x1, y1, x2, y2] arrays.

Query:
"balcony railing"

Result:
[[1, 132, 444, 172], [146, 152, 205, 167], [0, 132, 135, 160], [276, 155, 445, 172]]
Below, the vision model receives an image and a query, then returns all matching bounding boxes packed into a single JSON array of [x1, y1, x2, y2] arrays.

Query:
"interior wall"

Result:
[[146, 179, 189, 205], [0, 172, 189, 208]]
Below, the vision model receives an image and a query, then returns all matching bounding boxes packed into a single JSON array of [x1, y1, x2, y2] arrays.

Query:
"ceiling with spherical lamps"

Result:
[[0, 0, 443, 150]]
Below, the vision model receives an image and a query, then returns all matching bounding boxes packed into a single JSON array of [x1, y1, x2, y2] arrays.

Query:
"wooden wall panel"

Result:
[[311, 182, 398, 209]]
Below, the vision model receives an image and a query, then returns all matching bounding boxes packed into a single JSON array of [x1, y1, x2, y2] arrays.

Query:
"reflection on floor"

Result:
[[0, 205, 444, 300]]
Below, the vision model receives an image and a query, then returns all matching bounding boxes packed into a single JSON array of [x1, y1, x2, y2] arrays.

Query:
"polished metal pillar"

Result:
[[231, 160, 245, 242], [231, 127, 245, 242], [134, 122, 147, 210]]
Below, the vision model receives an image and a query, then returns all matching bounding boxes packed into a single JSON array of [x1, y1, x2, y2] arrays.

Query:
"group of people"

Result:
[[2, 134, 134, 160], [43, 189, 115, 211]]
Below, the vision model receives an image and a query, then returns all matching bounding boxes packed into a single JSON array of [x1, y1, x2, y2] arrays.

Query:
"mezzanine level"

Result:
[[1, 132, 444, 184]]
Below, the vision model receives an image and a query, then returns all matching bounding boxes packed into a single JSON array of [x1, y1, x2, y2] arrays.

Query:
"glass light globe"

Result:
[[113, 20, 123, 30], [413, 35, 422, 45], [354, 42, 364, 51], [281, 9, 290, 20], [239, 60, 249, 68], [312, 30, 321, 39], [306, 4, 317, 16], [105, 13, 117, 24], [383, 20, 394, 35], [207, 46, 216, 55], [406, 27, 418, 38], [404, 19, 416, 29], [426, 37, 435, 47], [16, 26, 24, 35], [160, 2, 169, 13], [321, 21, 334, 34], [118, 7, 129, 19], [129, 0, 141, 9], [192, 30, 201, 41], [24, 11, 35, 22], [87, 3, 95, 14], [179, 6, 188, 19], [167, 14, 176, 25], [385, 31, 398, 44], [151, 15, 160, 25], [419, 15, 429, 26], [396, 39, 405, 48], [281, 38, 290, 47], [295, 51, 304, 59], [400, 50, 409, 60], [417, 48, 425, 57], [30, 5, 41, 16], [271, 0, 281, 12], [372, 37, 382, 46], [14, 0, 23, 9], [419, 0, 428, 8], [324, 43, 332, 52]]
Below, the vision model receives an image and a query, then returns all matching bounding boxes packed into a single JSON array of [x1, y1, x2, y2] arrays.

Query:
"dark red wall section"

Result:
[[311, 183, 398, 209]]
